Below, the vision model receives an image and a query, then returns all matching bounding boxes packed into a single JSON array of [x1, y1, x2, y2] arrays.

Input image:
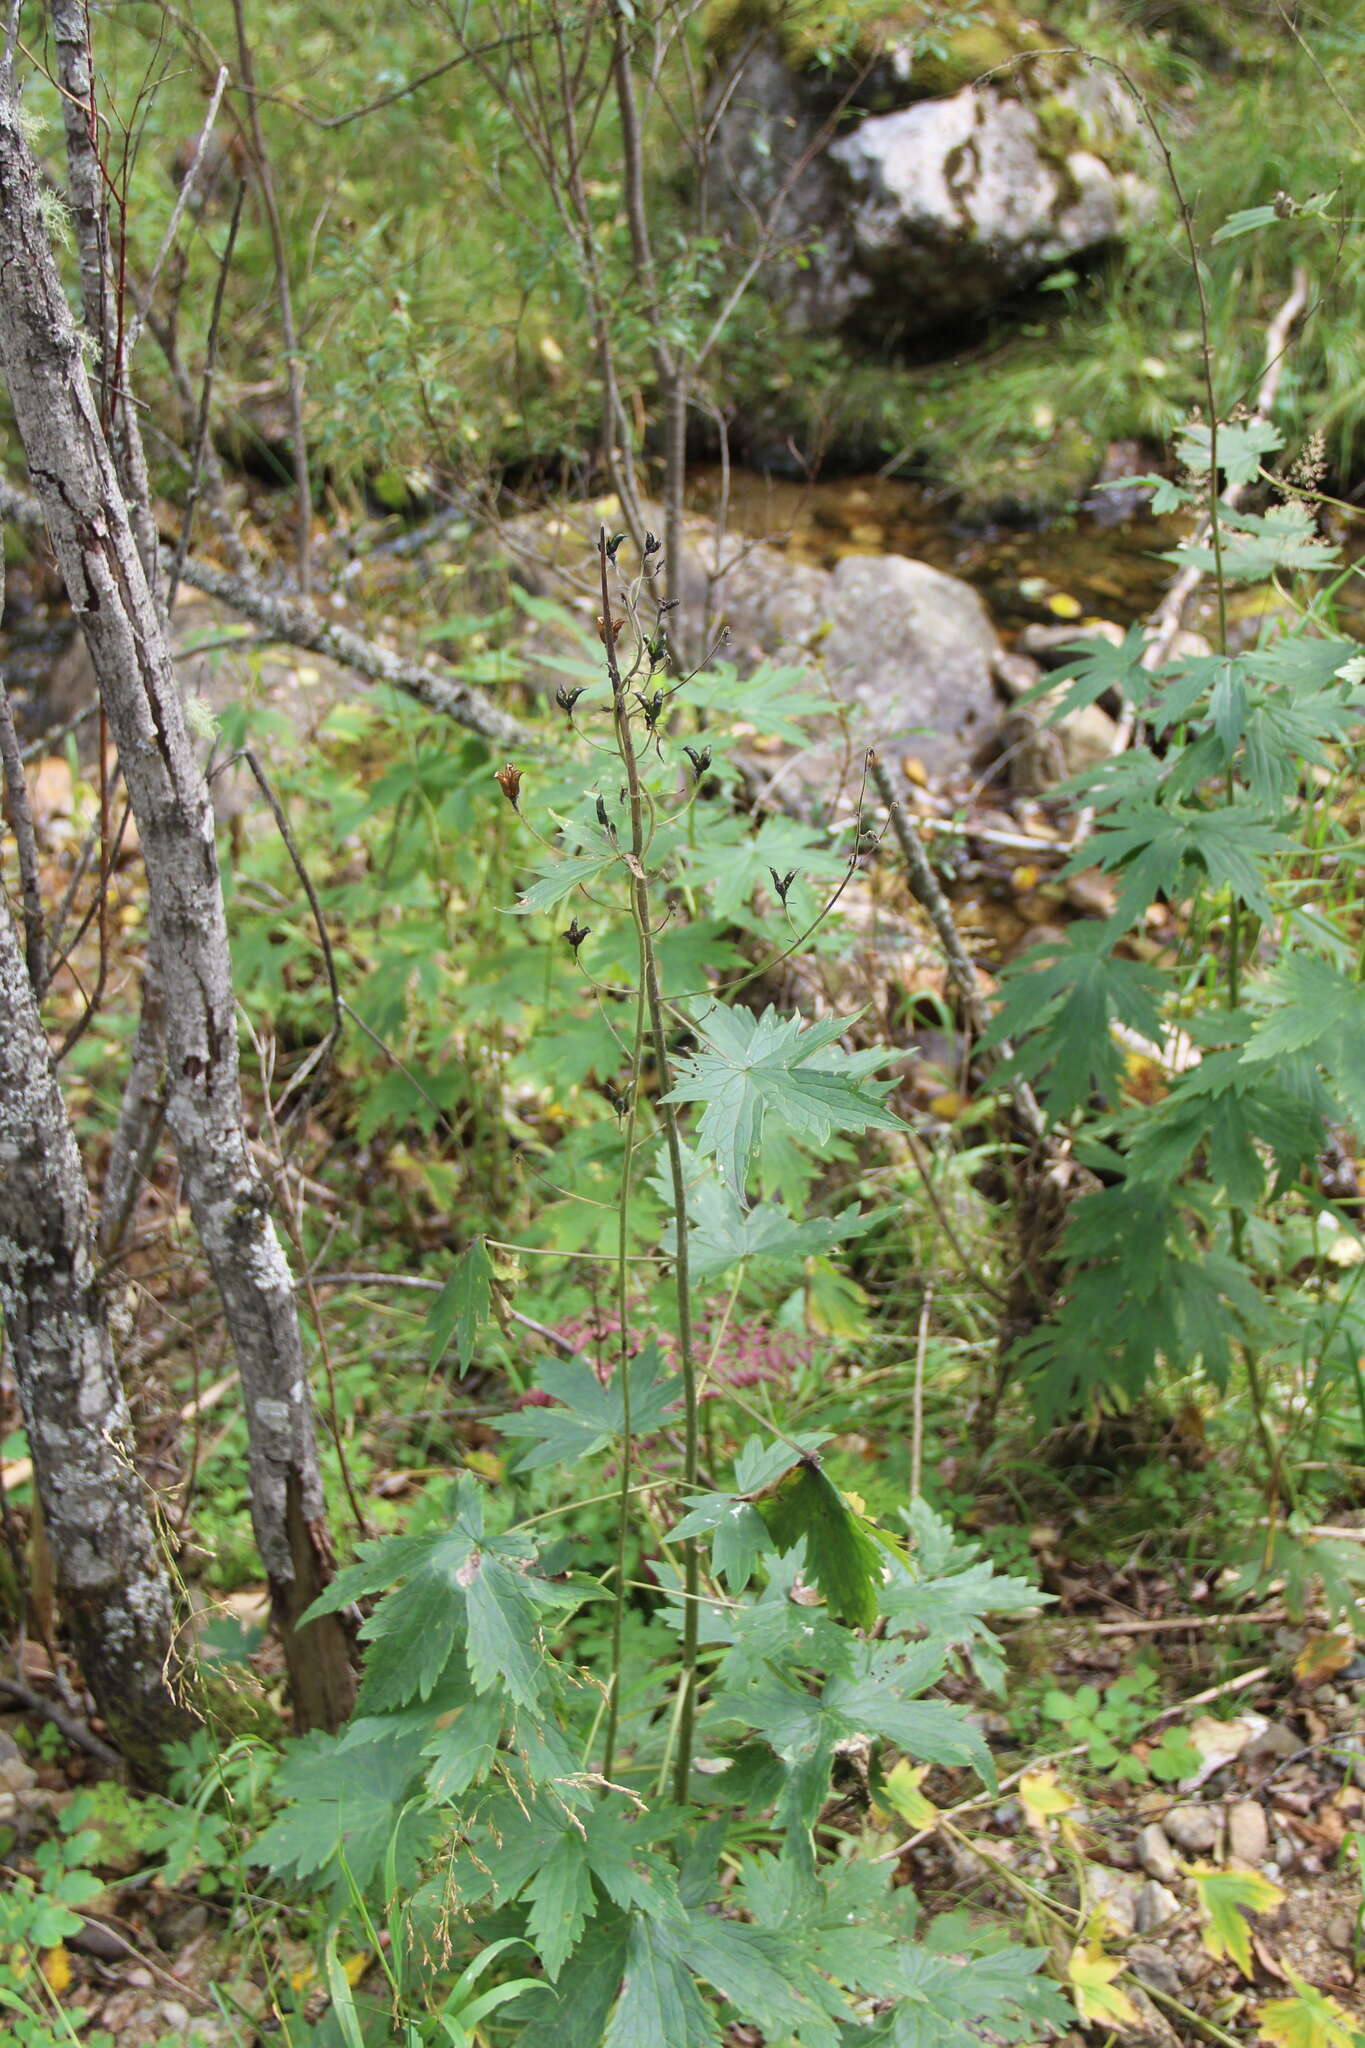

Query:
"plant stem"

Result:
[[603, 986, 646, 1784], [599, 530, 700, 1805]]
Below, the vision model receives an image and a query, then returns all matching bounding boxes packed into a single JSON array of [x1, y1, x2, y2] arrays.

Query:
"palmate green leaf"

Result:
[[658, 1148, 877, 1279], [605, 1911, 719, 2048], [510, 851, 612, 916], [426, 1236, 493, 1372], [687, 660, 831, 746], [526, 1832, 596, 1981], [754, 1458, 885, 1630], [884, 1501, 1047, 1692], [1028, 622, 1151, 720], [1244, 952, 1365, 1131], [251, 1720, 436, 1891], [497, 1342, 680, 1470], [979, 923, 1165, 1119], [1083, 797, 1289, 927], [1168, 501, 1340, 579], [1175, 417, 1283, 489], [1125, 1047, 1324, 1205], [666, 1004, 906, 1199], [879, 1923, 1071, 2047], [677, 813, 846, 924]]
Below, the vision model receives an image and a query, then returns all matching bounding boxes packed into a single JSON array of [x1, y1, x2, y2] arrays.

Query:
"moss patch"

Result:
[[704, 0, 1060, 104]]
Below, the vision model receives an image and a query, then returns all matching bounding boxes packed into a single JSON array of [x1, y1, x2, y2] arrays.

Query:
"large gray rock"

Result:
[[500, 504, 1002, 780], [718, 550, 1001, 781], [706, 31, 1153, 340]]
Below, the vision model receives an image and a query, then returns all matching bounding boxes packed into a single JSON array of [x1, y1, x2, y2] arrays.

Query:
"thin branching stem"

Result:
[[598, 529, 700, 1801]]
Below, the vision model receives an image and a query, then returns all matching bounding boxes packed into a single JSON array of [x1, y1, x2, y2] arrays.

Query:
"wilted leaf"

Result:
[[1189, 1864, 1286, 1977], [1066, 1940, 1141, 2031], [754, 1458, 884, 1630], [1257, 1970, 1359, 2048], [880, 1759, 937, 1829]]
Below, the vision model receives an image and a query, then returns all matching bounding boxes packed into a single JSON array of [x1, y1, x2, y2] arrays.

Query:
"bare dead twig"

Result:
[[0, 669, 47, 993], [126, 64, 229, 358], [229, 0, 312, 594]]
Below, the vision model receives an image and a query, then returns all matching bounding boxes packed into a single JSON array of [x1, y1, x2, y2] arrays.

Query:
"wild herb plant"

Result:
[[983, 402, 1365, 1580], [247, 531, 1069, 2045]]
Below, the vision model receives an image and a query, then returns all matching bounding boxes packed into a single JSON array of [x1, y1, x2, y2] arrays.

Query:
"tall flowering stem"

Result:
[[597, 529, 701, 1802]]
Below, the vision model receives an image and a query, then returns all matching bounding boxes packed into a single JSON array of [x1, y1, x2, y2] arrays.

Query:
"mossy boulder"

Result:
[[703, 3, 1154, 340]]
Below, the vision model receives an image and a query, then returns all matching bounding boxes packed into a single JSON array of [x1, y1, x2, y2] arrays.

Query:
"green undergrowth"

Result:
[[21, 0, 1360, 521]]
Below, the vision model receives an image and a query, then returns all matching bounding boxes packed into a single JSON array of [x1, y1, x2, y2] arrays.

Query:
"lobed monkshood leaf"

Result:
[[425, 1235, 493, 1372], [1175, 416, 1283, 489], [874, 1926, 1072, 2048], [525, 1832, 597, 1981], [1027, 622, 1151, 721], [1243, 951, 1365, 1132], [753, 1457, 888, 1631], [1167, 501, 1340, 579], [678, 813, 846, 926], [978, 923, 1165, 1120], [302, 1476, 575, 1717], [510, 851, 613, 916], [666, 1004, 907, 1201], [496, 1341, 681, 1471], [687, 661, 832, 747], [250, 1719, 438, 1893], [1081, 796, 1289, 927], [883, 1500, 1049, 1692], [604, 1911, 719, 2048], [1124, 1047, 1324, 1206]]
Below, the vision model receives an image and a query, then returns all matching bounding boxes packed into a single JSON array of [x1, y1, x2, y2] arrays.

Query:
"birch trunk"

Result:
[[0, 69, 355, 1730], [0, 889, 191, 1778]]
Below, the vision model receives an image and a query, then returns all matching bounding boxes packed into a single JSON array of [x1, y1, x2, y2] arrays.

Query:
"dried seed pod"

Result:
[[494, 762, 522, 810]]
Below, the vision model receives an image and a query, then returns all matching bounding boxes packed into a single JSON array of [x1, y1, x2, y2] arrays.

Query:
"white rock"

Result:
[[1136, 1822, 1179, 1883], [1136, 1880, 1181, 1933], [1227, 1799, 1269, 1866], [1164, 1803, 1219, 1853]]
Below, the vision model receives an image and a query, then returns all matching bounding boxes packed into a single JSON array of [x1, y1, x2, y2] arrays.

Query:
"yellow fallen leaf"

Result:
[[1019, 1768, 1080, 1830], [40, 1946, 72, 1995], [1067, 1940, 1140, 2031], [1011, 863, 1041, 892], [1189, 1863, 1285, 1978], [1046, 592, 1083, 619], [928, 1091, 969, 1121], [464, 1449, 504, 1483], [1257, 1969, 1358, 2048], [1293, 1631, 1354, 1685], [879, 1759, 938, 1830]]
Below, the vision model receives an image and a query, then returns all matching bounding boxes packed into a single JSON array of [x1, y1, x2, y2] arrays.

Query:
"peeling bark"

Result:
[[0, 69, 355, 1728], [0, 888, 191, 1779]]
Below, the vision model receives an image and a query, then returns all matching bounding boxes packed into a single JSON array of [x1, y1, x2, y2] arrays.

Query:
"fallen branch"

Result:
[[0, 475, 541, 752]]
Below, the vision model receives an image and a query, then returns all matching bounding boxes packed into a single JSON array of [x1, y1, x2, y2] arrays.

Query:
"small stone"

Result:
[[1085, 1863, 1138, 1938], [0, 1732, 38, 1795], [1136, 1880, 1181, 1934], [124, 1968, 154, 1990], [1227, 1798, 1269, 1866], [1164, 1803, 1219, 1853], [1325, 1912, 1356, 1952], [158, 2001, 191, 2029], [1129, 1941, 1184, 2001], [1137, 1823, 1180, 1883], [1242, 1720, 1300, 1765]]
